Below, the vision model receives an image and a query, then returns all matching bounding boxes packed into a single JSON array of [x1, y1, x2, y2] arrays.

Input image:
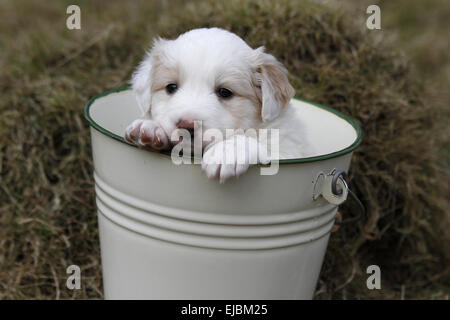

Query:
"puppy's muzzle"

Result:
[[176, 119, 196, 136]]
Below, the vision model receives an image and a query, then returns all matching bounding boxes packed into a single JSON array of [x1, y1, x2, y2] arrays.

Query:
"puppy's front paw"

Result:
[[124, 119, 170, 151], [201, 136, 270, 183]]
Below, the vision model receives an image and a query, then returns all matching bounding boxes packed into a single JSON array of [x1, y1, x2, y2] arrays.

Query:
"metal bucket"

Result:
[[84, 87, 362, 299]]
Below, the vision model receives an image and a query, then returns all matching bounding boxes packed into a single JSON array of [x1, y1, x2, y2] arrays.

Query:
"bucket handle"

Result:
[[314, 169, 366, 225]]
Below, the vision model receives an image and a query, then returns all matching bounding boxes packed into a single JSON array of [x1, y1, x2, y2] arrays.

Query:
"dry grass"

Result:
[[0, 0, 448, 299]]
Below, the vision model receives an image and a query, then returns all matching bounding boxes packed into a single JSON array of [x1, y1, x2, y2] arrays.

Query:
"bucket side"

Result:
[[91, 128, 353, 218], [99, 212, 330, 300]]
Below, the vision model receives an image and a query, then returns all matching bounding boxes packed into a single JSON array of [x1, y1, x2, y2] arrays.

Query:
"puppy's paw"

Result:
[[124, 119, 170, 151], [201, 135, 270, 183]]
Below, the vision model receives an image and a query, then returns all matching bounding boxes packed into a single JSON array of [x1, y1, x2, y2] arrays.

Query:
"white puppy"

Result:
[[125, 28, 312, 182]]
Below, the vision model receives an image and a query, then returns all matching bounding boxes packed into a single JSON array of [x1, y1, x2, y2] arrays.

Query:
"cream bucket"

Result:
[[84, 87, 362, 299]]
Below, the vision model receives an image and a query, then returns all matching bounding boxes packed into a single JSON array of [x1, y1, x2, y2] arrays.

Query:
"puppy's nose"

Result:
[[176, 119, 196, 134]]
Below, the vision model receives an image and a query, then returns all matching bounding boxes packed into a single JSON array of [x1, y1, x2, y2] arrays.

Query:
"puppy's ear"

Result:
[[130, 38, 167, 116], [252, 47, 295, 122]]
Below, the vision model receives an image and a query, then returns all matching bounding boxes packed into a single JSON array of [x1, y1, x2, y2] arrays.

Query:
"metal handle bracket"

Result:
[[313, 169, 366, 225]]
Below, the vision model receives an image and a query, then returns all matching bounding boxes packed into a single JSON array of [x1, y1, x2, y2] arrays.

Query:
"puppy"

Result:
[[125, 28, 312, 182]]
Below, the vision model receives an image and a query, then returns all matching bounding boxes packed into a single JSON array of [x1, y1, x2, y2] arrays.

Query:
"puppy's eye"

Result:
[[216, 88, 233, 99], [166, 83, 178, 94]]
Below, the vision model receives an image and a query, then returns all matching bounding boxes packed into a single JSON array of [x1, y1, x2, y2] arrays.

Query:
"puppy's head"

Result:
[[131, 28, 295, 148]]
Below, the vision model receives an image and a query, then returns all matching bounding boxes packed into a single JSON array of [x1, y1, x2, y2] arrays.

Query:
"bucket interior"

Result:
[[85, 87, 361, 162]]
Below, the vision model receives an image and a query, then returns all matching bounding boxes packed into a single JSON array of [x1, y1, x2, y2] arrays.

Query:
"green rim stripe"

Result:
[[83, 86, 363, 164]]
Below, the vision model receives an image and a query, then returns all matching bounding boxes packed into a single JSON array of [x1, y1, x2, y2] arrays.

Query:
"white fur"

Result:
[[125, 28, 314, 182]]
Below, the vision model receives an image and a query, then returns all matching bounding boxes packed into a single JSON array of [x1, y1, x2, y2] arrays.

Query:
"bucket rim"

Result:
[[84, 86, 363, 164]]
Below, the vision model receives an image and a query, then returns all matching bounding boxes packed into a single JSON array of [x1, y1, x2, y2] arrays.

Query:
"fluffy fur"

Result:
[[125, 28, 313, 182]]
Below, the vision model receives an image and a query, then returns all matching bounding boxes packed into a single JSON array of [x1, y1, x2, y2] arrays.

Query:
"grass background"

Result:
[[0, 0, 448, 299]]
